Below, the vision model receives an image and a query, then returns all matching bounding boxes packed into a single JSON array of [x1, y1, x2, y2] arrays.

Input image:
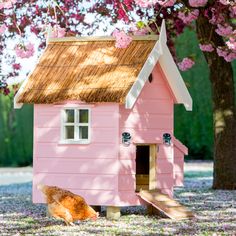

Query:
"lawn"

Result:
[[0, 162, 235, 236]]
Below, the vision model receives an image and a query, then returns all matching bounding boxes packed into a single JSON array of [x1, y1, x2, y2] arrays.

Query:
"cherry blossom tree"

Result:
[[0, 0, 235, 189]]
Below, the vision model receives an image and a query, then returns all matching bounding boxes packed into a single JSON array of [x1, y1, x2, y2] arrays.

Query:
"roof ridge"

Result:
[[48, 35, 158, 43]]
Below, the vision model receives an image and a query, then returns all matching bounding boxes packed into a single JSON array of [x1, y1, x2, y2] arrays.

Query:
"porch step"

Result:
[[137, 190, 194, 220]]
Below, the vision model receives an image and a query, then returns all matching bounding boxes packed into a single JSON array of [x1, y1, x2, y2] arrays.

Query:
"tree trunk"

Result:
[[196, 14, 236, 189]]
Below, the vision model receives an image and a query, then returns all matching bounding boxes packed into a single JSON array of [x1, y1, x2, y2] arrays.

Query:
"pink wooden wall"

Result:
[[33, 62, 186, 206], [118, 63, 175, 205], [173, 139, 188, 187], [33, 102, 120, 205]]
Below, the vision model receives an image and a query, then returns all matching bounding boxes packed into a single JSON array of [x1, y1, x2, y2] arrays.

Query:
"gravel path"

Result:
[[0, 162, 235, 236]]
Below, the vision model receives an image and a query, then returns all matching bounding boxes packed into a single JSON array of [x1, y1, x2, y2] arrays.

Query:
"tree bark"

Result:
[[196, 14, 236, 189]]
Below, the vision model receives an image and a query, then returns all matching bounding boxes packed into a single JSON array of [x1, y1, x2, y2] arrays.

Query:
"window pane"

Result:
[[65, 126, 74, 139], [79, 109, 89, 123], [65, 109, 74, 123], [79, 126, 88, 139]]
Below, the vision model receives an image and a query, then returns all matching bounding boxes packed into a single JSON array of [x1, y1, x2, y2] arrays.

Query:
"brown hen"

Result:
[[38, 184, 99, 226]]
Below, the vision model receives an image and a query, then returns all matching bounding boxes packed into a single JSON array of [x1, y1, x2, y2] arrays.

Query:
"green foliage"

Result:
[[0, 93, 33, 166]]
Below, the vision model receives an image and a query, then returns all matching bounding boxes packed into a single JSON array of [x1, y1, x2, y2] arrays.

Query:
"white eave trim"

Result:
[[158, 44, 192, 111], [125, 40, 162, 109], [125, 20, 192, 111]]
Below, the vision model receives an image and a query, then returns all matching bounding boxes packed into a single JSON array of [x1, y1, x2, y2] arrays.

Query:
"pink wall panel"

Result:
[[131, 100, 173, 115], [35, 158, 119, 175], [35, 127, 117, 144], [119, 160, 136, 174], [156, 173, 174, 189], [118, 175, 135, 191], [156, 159, 173, 174], [157, 145, 173, 159], [33, 187, 123, 205], [118, 63, 175, 198], [34, 173, 117, 191], [33, 102, 120, 204], [120, 113, 173, 130], [35, 143, 118, 158], [173, 150, 184, 186]]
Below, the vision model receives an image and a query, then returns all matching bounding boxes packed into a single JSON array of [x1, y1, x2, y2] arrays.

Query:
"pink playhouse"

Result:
[[14, 22, 192, 218]]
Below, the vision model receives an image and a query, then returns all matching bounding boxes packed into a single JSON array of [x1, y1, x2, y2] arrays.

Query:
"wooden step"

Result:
[[137, 190, 194, 220]]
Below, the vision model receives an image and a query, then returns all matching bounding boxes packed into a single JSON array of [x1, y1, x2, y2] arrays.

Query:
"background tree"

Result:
[[0, 0, 235, 189]]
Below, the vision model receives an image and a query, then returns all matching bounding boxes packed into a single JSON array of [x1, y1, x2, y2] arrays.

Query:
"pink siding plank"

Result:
[[174, 157, 184, 173], [174, 173, 184, 187], [36, 114, 60, 128], [160, 188, 173, 198], [34, 173, 117, 191], [117, 191, 143, 206], [35, 143, 118, 158], [118, 175, 135, 191], [140, 84, 173, 100], [120, 113, 173, 130], [156, 173, 174, 189], [35, 127, 117, 144], [119, 160, 135, 174], [127, 100, 173, 115], [157, 145, 174, 159], [119, 144, 136, 160], [156, 159, 173, 174], [35, 158, 119, 174], [33, 187, 119, 205]]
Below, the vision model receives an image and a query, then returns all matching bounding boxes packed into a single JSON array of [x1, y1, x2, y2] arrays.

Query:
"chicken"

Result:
[[37, 184, 99, 226]]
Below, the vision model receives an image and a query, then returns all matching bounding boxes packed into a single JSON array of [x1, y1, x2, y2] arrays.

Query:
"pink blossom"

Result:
[[130, 24, 149, 36], [226, 38, 236, 51], [0, 0, 17, 9], [217, 47, 236, 62], [178, 9, 199, 24], [199, 43, 214, 52], [215, 24, 233, 37], [230, 6, 236, 18], [12, 63, 21, 70], [112, 29, 132, 48], [157, 0, 176, 7], [50, 25, 66, 38], [178, 58, 195, 71], [15, 42, 35, 59], [219, 0, 231, 5], [0, 24, 6, 34], [134, 0, 157, 8], [189, 0, 208, 7], [134, 0, 176, 8], [209, 8, 225, 25]]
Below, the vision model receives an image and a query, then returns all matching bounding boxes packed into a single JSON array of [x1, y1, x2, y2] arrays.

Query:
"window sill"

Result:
[[59, 140, 90, 145]]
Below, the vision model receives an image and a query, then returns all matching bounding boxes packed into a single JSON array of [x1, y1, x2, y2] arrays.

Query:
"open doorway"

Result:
[[135, 145, 157, 192]]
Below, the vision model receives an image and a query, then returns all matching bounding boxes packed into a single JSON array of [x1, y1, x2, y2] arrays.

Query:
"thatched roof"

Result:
[[17, 36, 157, 104]]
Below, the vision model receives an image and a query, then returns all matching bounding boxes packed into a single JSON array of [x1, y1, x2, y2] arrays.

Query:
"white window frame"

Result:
[[60, 108, 91, 144]]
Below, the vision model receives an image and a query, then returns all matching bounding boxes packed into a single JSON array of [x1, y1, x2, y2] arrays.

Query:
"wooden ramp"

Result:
[[137, 190, 194, 220]]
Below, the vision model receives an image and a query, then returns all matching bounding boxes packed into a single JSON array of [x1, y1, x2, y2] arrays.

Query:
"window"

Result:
[[61, 108, 90, 144]]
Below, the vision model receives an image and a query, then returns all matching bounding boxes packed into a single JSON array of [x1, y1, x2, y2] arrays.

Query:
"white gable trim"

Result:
[[125, 20, 192, 111], [158, 44, 192, 111], [125, 40, 162, 109]]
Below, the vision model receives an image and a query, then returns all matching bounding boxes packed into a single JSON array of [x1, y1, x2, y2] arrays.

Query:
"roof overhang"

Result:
[[125, 20, 192, 111]]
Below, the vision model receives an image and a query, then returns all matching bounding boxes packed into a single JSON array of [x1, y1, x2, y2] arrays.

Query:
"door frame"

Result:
[[135, 144, 157, 191]]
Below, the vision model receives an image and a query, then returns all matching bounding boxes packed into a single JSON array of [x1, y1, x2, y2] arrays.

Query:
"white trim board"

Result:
[[125, 20, 192, 111]]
